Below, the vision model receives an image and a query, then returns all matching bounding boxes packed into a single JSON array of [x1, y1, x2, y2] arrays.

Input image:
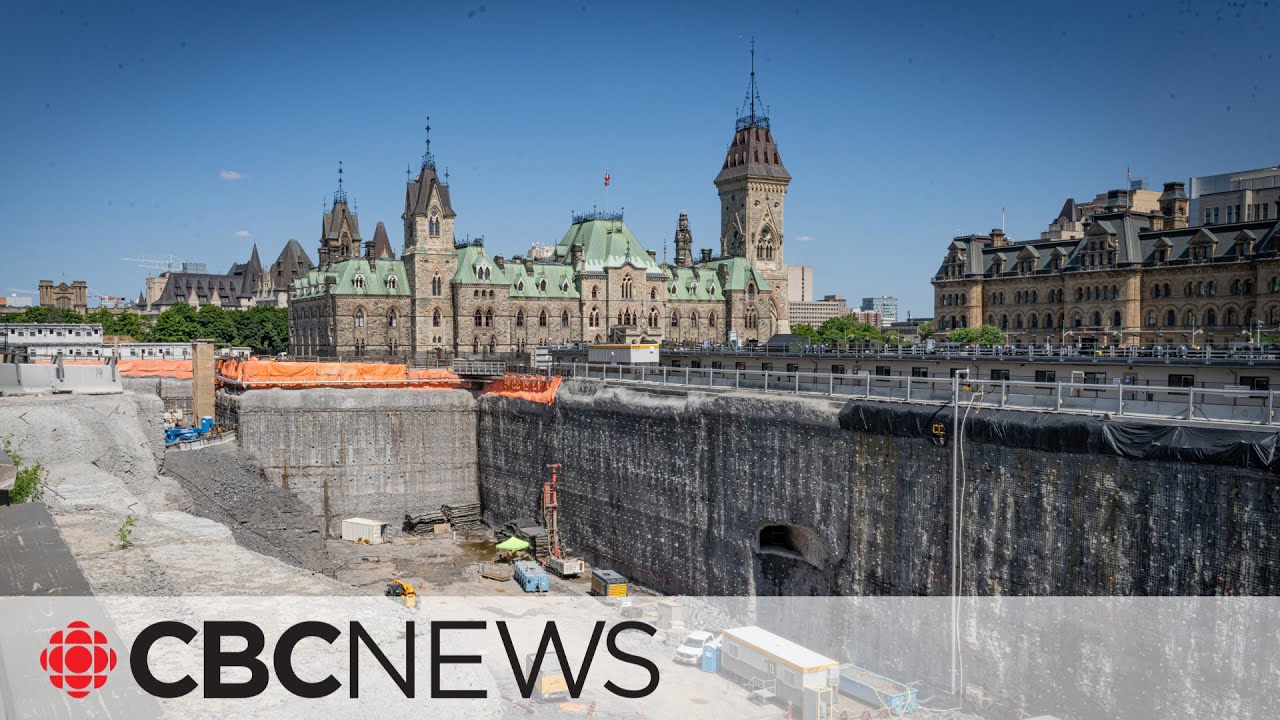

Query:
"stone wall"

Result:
[[223, 387, 478, 536]]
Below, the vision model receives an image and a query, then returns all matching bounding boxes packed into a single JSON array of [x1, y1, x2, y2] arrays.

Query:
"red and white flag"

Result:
[[603, 171, 611, 187]]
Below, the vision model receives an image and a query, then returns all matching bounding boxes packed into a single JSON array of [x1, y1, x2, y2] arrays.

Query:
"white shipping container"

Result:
[[341, 518, 388, 544]]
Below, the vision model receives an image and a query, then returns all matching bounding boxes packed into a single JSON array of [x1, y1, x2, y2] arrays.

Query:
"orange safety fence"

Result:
[[117, 359, 194, 379], [217, 358, 463, 389], [480, 374, 562, 405]]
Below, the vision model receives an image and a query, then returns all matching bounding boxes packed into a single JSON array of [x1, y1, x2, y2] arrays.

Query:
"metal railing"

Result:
[[558, 363, 1279, 426]]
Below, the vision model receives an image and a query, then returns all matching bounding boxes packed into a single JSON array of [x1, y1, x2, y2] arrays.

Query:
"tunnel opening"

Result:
[[756, 523, 825, 569]]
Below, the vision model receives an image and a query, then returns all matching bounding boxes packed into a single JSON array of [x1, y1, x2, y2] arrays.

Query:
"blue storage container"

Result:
[[700, 644, 719, 673], [513, 561, 549, 593]]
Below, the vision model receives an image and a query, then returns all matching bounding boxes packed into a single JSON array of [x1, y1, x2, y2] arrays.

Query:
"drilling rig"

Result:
[[542, 463, 585, 578]]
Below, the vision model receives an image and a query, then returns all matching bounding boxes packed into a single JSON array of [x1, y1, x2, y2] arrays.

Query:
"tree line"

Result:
[[0, 304, 288, 354], [792, 315, 933, 346]]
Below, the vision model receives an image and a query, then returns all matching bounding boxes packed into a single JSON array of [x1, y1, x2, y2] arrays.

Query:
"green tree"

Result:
[[196, 305, 238, 344], [110, 311, 152, 341], [917, 320, 933, 341], [791, 323, 820, 342], [234, 306, 288, 354], [149, 304, 199, 342], [947, 323, 1004, 346], [815, 315, 884, 345]]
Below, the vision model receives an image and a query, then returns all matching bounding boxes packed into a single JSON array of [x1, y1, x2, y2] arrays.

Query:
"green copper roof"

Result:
[[291, 258, 409, 299], [454, 243, 510, 285], [508, 263, 579, 299], [554, 217, 663, 275], [663, 266, 726, 301]]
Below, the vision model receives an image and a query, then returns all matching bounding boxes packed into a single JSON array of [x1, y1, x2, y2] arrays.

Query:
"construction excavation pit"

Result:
[[2, 355, 1278, 720]]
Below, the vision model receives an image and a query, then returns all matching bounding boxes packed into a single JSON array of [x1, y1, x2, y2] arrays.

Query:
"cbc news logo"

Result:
[[39, 621, 118, 699]]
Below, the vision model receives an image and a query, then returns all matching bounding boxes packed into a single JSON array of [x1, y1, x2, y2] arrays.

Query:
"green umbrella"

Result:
[[496, 536, 530, 552]]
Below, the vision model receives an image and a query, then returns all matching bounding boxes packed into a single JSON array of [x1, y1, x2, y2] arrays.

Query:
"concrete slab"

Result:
[[0, 502, 93, 596]]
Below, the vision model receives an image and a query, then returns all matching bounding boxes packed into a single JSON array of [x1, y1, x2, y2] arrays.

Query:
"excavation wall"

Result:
[[478, 380, 1280, 598], [222, 388, 478, 536]]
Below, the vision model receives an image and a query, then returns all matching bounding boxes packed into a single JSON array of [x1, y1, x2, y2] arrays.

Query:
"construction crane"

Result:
[[120, 255, 186, 273], [7, 288, 38, 296]]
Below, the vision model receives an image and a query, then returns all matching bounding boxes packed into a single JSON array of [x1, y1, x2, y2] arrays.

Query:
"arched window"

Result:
[[1045, 313, 1054, 329], [670, 310, 680, 328], [1000, 314, 1008, 330], [1207, 281, 1216, 297], [745, 307, 758, 329], [1146, 310, 1156, 327], [1153, 285, 1161, 299], [589, 308, 599, 327], [1015, 315, 1024, 329], [561, 310, 570, 328], [474, 309, 482, 327], [591, 285, 598, 299], [747, 282, 757, 299], [648, 308, 659, 328], [1073, 313, 1083, 329], [538, 309, 547, 327], [485, 308, 493, 327], [1166, 309, 1176, 327], [433, 308, 442, 327], [709, 312, 717, 327], [538, 279, 547, 293], [385, 274, 398, 291], [1092, 311, 1102, 327], [1030, 314, 1039, 330], [650, 287, 657, 300], [353, 274, 366, 291], [1226, 308, 1239, 325], [354, 308, 365, 328], [1185, 310, 1195, 327], [387, 309, 398, 328], [622, 276, 633, 299], [1112, 310, 1122, 327], [1163, 283, 1170, 298], [1245, 279, 1254, 294], [516, 309, 525, 327], [690, 311, 698, 327], [1206, 308, 1217, 326], [431, 273, 442, 296]]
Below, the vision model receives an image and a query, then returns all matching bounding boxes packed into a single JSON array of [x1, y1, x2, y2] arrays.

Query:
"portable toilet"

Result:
[[700, 643, 720, 673]]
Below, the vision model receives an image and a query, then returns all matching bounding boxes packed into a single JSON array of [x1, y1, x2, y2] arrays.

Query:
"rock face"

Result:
[[477, 380, 1280, 598], [224, 387, 479, 537]]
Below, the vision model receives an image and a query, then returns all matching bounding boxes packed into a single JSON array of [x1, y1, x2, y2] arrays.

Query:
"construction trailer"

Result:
[[341, 518, 388, 544], [590, 569, 628, 597], [719, 626, 840, 711]]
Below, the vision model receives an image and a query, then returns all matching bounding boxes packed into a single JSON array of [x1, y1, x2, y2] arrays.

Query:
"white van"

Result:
[[674, 630, 713, 665]]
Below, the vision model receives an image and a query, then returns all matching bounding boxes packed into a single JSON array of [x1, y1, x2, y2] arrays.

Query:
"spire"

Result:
[[674, 211, 694, 267], [421, 116, 436, 169], [333, 161, 347, 205], [736, 37, 770, 131]]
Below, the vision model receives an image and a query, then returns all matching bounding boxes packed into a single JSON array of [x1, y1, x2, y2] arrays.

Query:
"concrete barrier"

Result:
[[0, 446, 15, 505], [0, 360, 122, 396]]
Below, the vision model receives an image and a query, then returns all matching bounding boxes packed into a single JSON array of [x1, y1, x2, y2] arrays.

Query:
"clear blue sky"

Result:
[[3, 0, 1276, 317]]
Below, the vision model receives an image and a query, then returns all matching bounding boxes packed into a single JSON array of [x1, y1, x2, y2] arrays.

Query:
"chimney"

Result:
[[990, 229, 1007, 247], [647, 249, 657, 261], [570, 244, 583, 268], [717, 263, 729, 286], [700, 248, 713, 262], [494, 255, 505, 271], [1105, 189, 1131, 210], [524, 258, 534, 275]]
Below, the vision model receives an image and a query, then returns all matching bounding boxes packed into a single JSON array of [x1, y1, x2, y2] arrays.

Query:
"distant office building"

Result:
[[851, 309, 882, 327], [786, 265, 814, 302], [39, 280, 88, 314], [1189, 166, 1280, 227], [860, 296, 898, 326], [790, 294, 848, 327], [888, 315, 932, 343]]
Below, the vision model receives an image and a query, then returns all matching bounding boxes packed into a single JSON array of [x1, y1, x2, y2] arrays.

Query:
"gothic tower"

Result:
[[715, 44, 791, 332], [318, 162, 362, 268], [402, 118, 458, 358], [674, 211, 694, 268]]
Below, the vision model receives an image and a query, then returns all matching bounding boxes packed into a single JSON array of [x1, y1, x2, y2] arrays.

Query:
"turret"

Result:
[[674, 211, 694, 267], [1158, 181, 1189, 230]]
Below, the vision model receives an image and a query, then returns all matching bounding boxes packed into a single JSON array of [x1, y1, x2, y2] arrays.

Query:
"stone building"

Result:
[[288, 64, 789, 359], [140, 240, 315, 314], [933, 182, 1280, 348], [39, 280, 88, 314]]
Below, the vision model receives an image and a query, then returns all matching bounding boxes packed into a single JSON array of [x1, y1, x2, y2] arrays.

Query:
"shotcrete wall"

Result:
[[223, 388, 478, 536], [477, 380, 1280, 598]]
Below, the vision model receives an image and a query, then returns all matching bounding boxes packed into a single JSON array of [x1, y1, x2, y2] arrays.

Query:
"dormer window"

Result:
[[516, 280, 525, 292], [538, 278, 547, 293], [561, 280, 570, 293], [385, 274, 398, 291], [353, 274, 366, 291]]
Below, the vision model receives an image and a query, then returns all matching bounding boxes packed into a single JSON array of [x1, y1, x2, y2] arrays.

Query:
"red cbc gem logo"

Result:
[[39, 621, 118, 699]]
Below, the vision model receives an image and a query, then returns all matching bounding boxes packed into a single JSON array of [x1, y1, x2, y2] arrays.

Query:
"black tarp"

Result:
[[838, 400, 1280, 473]]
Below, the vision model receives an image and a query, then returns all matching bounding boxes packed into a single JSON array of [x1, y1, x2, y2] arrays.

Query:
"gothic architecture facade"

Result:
[[288, 70, 792, 359], [933, 182, 1280, 348]]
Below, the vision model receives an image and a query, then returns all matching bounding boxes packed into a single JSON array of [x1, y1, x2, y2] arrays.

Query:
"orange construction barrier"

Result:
[[481, 375, 561, 405], [217, 358, 462, 390], [116, 359, 194, 379]]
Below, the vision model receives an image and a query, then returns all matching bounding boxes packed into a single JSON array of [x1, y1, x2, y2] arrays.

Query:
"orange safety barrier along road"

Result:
[[117, 359, 194, 379], [217, 358, 464, 389], [480, 374, 562, 405]]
